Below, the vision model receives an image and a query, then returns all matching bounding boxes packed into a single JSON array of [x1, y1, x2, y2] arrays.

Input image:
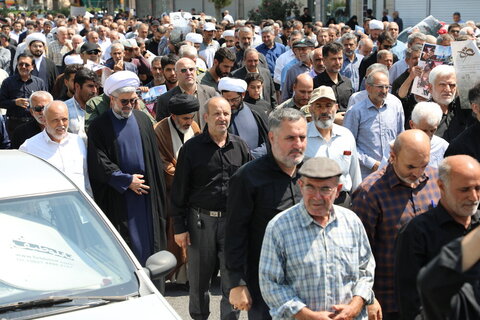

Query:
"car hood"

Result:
[[41, 293, 181, 320]]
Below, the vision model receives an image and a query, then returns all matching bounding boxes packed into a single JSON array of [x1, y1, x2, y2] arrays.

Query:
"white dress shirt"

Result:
[[305, 122, 362, 192], [20, 130, 90, 194]]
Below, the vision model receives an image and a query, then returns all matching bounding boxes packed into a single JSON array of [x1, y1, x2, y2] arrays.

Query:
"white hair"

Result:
[[29, 91, 53, 107], [179, 44, 198, 58], [428, 64, 456, 85], [411, 102, 443, 127]]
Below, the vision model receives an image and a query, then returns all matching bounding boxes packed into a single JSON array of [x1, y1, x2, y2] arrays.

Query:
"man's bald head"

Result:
[[391, 129, 431, 186], [293, 74, 314, 107], [438, 155, 480, 219]]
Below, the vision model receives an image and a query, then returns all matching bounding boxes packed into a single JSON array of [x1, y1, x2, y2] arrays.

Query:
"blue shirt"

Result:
[[256, 42, 286, 76], [391, 40, 407, 61], [343, 95, 405, 179], [340, 53, 364, 93], [280, 58, 299, 85], [259, 201, 375, 319]]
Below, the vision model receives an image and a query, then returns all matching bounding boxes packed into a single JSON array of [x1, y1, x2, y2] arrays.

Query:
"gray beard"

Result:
[[315, 119, 334, 129]]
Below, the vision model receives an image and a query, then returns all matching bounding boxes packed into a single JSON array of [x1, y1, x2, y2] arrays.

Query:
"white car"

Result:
[[0, 150, 181, 319]]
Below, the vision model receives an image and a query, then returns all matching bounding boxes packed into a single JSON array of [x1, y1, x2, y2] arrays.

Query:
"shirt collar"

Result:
[[307, 122, 339, 139], [41, 129, 69, 145], [435, 202, 480, 227], [385, 163, 430, 189], [299, 200, 337, 228]]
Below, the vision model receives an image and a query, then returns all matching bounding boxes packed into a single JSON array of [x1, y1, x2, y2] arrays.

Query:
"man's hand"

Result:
[[128, 173, 150, 195], [229, 286, 252, 311], [174, 232, 191, 248], [408, 65, 422, 80], [113, 59, 124, 72], [294, 307, 335, 320], [332, 296, 364, 320], [372, 161, 380, 172], [367, 298, 382, 320], [334, 111, 346, 125], [15, 98, 29, 108]]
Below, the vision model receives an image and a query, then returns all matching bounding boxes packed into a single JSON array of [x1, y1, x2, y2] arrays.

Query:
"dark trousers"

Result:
[[248, 286, 271, 320], [6, 116, 30, 138], [384, 312, 400, 320], [187, 209, 239, 320]]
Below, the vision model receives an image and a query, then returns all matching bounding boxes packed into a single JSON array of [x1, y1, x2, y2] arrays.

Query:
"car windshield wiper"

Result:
[[0, 295, 129, 313]]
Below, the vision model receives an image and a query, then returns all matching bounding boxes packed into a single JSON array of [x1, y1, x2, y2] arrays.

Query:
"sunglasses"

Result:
[[87, 50, 100, 55], [117, 97, 138, 106], [32, 105, 45, 112], [382, 45, 393, 49], [180, 67, 195, 73]]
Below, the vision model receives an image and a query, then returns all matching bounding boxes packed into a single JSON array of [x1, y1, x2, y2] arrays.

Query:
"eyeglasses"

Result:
[[116, 97, 138, 106], [32, 105, 45, 112], [382, 45, 393, 49], [224, 95, 242, 104], [372, 84, 391, 90], [18, 62, 32, 67], [87, 50, 100, 55], [180, 67, 196, 73], [303, 185, 337, 196]]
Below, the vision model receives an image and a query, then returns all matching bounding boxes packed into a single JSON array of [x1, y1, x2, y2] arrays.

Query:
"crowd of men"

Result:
[[0, 7, 480, 320]]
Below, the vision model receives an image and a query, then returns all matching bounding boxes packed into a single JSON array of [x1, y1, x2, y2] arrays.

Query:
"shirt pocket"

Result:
[[330, 236, 359, 281]]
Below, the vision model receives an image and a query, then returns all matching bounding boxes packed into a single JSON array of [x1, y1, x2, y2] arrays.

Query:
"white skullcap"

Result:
[[186, 32, 203, 44], [223, 30, 235, 37], [25, 33, 47, 47], [369, 19, 384, 30], [218, 77, 247, 93], [104, 71, 140, 96], [204, 22, 216, 31], [64, 55, 84, 65]]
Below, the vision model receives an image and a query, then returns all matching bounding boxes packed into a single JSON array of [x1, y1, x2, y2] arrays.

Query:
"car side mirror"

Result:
[[144, 250, 177, 280]]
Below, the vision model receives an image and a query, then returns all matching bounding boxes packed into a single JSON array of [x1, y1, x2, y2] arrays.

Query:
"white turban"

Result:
[[186, 32, 203, 44], [369, 20, 384, 30], [218, 77, 247, 93], [223, 30, 235, 38], [64, 55, 84, 66], [26, 33, 47, 47], [104, 71, 140, 96]]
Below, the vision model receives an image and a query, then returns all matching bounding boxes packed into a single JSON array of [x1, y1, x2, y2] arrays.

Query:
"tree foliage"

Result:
[[248, 0, 301, 23]]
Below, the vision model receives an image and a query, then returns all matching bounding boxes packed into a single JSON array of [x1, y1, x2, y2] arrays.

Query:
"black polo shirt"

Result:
[[313, 71, 353, 111], [170, 129, 252, 234]]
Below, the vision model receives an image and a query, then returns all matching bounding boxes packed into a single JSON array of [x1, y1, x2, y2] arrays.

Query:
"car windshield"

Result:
[[0, 191, 138, 309]]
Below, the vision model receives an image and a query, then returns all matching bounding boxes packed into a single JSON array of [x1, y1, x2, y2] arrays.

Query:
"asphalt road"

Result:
[[164, 277, 248, 320]]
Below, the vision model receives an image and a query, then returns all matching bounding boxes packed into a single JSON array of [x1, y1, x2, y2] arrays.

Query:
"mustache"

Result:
[[288, 148, 304, 155]]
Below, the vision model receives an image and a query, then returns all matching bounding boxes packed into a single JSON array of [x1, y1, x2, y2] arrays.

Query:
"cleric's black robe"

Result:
[[87, 109, 167, 259]]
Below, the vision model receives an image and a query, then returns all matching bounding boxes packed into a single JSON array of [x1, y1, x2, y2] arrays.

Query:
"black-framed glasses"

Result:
[[224, 95, 242, 104], [117, 97, 138, 106], [32, 105, 45, 112], [87, 50, 100, 55], [382, 45, 393, 49], [180, 67, 196, 73]]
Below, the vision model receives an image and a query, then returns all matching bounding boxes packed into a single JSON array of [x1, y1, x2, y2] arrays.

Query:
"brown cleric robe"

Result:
[[154, 116, 201, 282]]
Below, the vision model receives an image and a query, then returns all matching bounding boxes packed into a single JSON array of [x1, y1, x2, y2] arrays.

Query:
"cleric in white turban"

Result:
[[87, 67, 168, 267], [218, 77, 269, 158], [25, 32, 58, 91], [218, 77, 247, 93]]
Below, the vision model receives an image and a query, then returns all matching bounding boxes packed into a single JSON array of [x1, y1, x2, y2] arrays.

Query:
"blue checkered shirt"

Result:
[[259, 201, 375, 319]]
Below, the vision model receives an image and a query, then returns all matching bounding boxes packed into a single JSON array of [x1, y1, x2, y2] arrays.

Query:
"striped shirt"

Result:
[[259, 201, 375, 319], [351, 164, 441, 313]]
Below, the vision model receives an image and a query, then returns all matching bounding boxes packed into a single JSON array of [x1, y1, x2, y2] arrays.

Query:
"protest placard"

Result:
[[451, 40, 480, 109]]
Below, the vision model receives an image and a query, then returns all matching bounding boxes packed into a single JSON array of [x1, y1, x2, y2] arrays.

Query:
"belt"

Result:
[[194, 207, 225, 218]]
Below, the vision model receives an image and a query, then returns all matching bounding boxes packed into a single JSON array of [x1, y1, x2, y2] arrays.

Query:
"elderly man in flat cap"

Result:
[[154, 93, 201, 283], [87, 70, 167, 274], [219, 77, 269, 158], [259, 157, 375, 320]]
